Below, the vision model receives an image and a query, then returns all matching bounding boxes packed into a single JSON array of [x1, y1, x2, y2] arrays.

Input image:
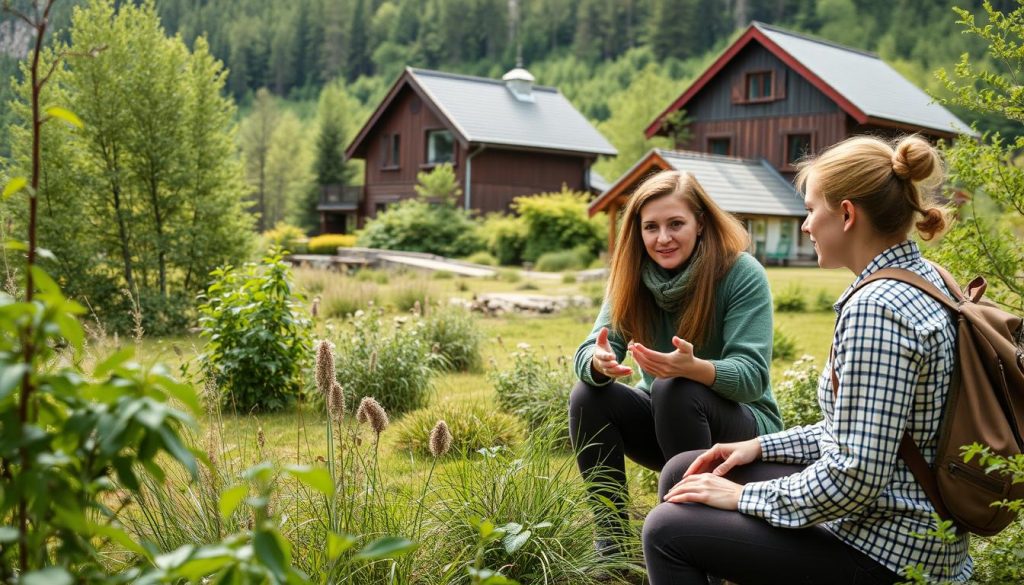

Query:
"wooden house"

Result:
[[592, 22, 973, 263], [328, 67, 617, 233]]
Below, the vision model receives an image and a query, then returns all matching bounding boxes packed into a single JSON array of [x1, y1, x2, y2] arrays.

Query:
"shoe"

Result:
[[594, 537, 622, 559]]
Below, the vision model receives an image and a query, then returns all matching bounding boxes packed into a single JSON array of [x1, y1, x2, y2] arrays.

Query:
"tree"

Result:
[[348, 0, 371, 79], [414, 162, 461, 204], [264, 110, 314, 229], [931, 1, 1024, 315], [239, 88, 279, 232], [297, 80, 360, 232]]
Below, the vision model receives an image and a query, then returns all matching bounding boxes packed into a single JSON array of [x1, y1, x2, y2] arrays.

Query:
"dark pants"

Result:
[[642, 450, 901, 585], [567, 378, 758, 532]]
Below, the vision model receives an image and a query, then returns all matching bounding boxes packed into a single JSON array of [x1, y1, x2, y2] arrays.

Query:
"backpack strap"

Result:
[[829, 266, 960, 523]]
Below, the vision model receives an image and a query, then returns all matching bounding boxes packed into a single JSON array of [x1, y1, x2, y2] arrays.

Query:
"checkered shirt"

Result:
[[737, 241, 972, 582]]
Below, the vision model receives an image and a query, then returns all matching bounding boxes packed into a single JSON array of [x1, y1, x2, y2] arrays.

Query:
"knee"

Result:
[[651, 377, 711, 409], [568, 379, 600, 413], [642, 502, 687, 557], [658, 450, 704, 499]]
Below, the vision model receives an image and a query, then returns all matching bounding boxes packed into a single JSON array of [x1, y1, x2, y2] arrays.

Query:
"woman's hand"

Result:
[[591, 327, 633, 379], [662, 473, 744, 510], [683, 439, 763, 477], [628, 336, 694, 379]]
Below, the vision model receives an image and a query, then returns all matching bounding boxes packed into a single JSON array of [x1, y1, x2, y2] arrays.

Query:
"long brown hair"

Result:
[[607, 170, 749, 347], [795, 135, 947, 240]]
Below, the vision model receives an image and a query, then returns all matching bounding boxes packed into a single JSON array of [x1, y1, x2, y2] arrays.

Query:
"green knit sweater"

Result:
[[573, 252, 783, 435]]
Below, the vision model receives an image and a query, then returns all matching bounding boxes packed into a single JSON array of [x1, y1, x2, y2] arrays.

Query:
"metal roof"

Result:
[[754, 23, 974, 136], [408, 68, 618, 156], [591, 149, 805, 218]]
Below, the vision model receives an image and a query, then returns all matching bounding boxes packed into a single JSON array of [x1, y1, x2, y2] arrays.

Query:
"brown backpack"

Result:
[[830, 262, 1024, 536]]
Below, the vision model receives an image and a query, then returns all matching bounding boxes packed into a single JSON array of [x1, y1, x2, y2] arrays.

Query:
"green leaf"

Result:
[[327, 532, 357, 561], [352, 536, 416, 561], [284, 465, 333, 497], [219, 484, 248, 520], [30, 266, 61, 296], [2, 177, 26, 200], [0, 364, 27, 401], [22, 567, 73, 585], [502, 529, 531, 554], [0, 526, 18, 543], [46, 106, 83, 129], [95, 346, 135, 378], [253, 530, 289, 583]]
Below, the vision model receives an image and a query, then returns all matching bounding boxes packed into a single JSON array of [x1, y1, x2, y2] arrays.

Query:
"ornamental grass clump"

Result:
[[490, 345, 575, 449], [334, 306, 440, 416], [392, 402, 525, 457], [422, 303, 484, 372]]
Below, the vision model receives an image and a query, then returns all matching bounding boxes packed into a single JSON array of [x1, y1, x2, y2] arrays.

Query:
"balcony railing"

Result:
[[319, 184, 363, 208]]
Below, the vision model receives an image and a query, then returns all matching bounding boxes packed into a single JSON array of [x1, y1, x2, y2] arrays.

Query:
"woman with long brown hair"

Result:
[[569, 170, 782, 553]]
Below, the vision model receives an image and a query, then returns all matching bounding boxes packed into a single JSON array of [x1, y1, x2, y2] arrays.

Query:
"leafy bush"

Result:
[[198, 249, 312, 412], [264, 222, 308, 254], [513, 188, 606, 263], [490, 346, 575, 447], [334, 307, 440, 416], [775, 355, 821, 429], [464, 251, 498, 266], [535, 245, 593, 272], [774, 284, 807, 312], [357, 200, 484, 258], [422, 304, 483, 372], [772, 325, 798, 362], [392, 401, 526, 457], [480, 213, 528, 266], [814, 289, 834, 312], [308, 233, 357, 254]]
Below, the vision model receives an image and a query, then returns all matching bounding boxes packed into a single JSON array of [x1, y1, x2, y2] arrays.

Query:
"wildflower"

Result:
[[315, 340, 336, 397], [354, 309, 365, 318], [517, 342, 530, 350], [328, 381, 345, 421], [429, 420, 453, 458], [356, 397, 389, 435]]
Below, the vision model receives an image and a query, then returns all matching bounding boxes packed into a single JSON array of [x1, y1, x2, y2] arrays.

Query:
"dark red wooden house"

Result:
[[325, 67, 617, 233], [592, 22, 973, 262]]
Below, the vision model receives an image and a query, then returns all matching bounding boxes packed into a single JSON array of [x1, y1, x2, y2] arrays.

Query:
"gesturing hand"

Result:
[[627, 336, 694, 379], [591, 327, 633, 379]]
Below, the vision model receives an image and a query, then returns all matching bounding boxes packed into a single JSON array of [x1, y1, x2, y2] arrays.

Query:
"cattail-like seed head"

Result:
[[311, 296, 321, 318], [413, 300, 421, 316], [368, 350, 377, 373], [429, 420, 452, 458], [355, 396, 389, 434], [257, 427, 266, 450], [314, 340, 336, 397], [328, 381, 345, 421]]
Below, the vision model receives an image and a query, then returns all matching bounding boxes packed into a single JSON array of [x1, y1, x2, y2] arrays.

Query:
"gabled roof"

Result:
[[589, 149, 805, 218], [646, 22, 974, 139], [346, 67, 617, 159]]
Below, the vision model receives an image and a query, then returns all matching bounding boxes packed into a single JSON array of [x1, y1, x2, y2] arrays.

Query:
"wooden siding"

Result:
[[687, 44, 839, 121], [679, 112, 848, 176], [467, 149, 590, 214]]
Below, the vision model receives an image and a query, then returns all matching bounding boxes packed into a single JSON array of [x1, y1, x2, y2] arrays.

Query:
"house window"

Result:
[[746, 71, 773, 101], [708, 137, 731, 156], [381, 133, 400, 168], [426, 129, 454, 165], [786, 133, 812, 166]]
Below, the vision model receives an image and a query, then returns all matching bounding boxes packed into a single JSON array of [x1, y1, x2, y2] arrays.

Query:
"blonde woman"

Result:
[[569, 170, 782, 553], [644, 136, 970, 584]]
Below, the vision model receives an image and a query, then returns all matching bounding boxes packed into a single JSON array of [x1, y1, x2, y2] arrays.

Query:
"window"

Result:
[[426, 129, 454, 165], [786, 133, 812, 166], [746, 71, 773, 101], [708, 137, 731, 156], [381, 133, 400, 168]]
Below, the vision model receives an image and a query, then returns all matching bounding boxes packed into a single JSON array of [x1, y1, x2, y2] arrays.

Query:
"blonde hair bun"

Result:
[[892, 136, 939, 183]]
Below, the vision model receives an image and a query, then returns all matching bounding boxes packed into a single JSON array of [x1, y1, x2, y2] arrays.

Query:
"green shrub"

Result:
[[388, 281, 434, 312], [814, 289, 834, 312], [264, 222, 308, 254], [535, 245, 593, 272], [775, 355, 821, 429], [773, 325, 798, 362], [562, 273, 577, 284], [494, 268, 522, 283], [198, 249, 313, 412], [480, 213, 528, 266], [334, 307, 440, 416], [774, 284, 807, 312], [307, 233, 357, 254], [321, 282, 380, 318], [513, 188, 606, 263], [423, 304, 483, 372], [464, 251, 498, 266], [432, 270, 454, 280], [354, 268, 389, 284], [490, 346, 575, 447], [357, 198, 484, 258], [392, 401, 526, 457]]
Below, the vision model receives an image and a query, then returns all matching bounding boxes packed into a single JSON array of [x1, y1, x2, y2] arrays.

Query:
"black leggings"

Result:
[[642, 450, 901, 585], [567, 377, 758, 532]]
